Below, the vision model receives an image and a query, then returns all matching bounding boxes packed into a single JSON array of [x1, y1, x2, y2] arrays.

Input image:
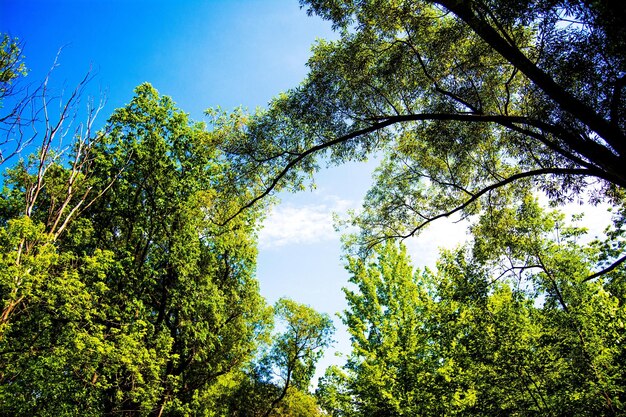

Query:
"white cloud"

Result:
[[404, 215, 471, 269], [260, 188, 614, 259], [259, 196, 355, 249]]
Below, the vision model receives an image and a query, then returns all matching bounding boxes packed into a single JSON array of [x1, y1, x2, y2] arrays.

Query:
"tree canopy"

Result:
[[0, 81, 269, 415], [219, 0, 625, 263], [0, 59, 334, 414]]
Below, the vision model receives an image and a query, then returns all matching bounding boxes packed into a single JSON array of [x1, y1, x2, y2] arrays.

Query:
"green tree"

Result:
[[220, 298, 333, 417], [262, 298, 334, 417], [0, 83, 271, 416], [337, 242, 449, 416], [322, 199, 626, 416], [0, 33, 106, 347]]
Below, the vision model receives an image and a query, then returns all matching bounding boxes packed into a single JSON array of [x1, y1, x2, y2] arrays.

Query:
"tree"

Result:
[[0, 83, 271, 416], [0, 33, 108, 343], [0, 38, 126, 414], [262, 298, 334, 417], [219, 298, 333, 417], [87, 83, 272, 415], [217, 0, 625, 270], [319, 199, 626, 416], [337, 242, 450, 416]]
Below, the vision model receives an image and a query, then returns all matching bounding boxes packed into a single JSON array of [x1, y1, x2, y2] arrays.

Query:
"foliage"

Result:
[[217, 0, 625, 268], [0, 82, 272, 416], [0, 34, 27, 97], [318, 199, 626, 416], [4, 0, 626, 411], [269, 298, 335, 392], [272, 387, 326, 417], [213, 298, 333, 417], [261, 298, 334, 417]]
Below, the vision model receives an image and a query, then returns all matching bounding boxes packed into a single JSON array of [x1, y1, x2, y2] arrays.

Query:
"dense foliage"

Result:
[[0, 81, 266, 415], [319, 199, 625, 415]]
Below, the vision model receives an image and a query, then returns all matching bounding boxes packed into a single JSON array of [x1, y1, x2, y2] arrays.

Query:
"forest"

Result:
[[1, 0, 625, 416]]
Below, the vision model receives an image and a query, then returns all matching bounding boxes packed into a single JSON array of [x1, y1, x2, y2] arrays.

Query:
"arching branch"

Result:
[[221, 110, 624, 227], [394, 167, 598, 240]]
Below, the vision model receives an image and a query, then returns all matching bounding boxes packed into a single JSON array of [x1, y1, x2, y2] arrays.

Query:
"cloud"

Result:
[[259, 196, 354, 249], [403, 215, 471, 269]]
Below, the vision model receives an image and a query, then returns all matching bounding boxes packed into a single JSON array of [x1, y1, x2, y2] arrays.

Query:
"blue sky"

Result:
[[1, 0, 334, 117], [1, 0, 612, 382]]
